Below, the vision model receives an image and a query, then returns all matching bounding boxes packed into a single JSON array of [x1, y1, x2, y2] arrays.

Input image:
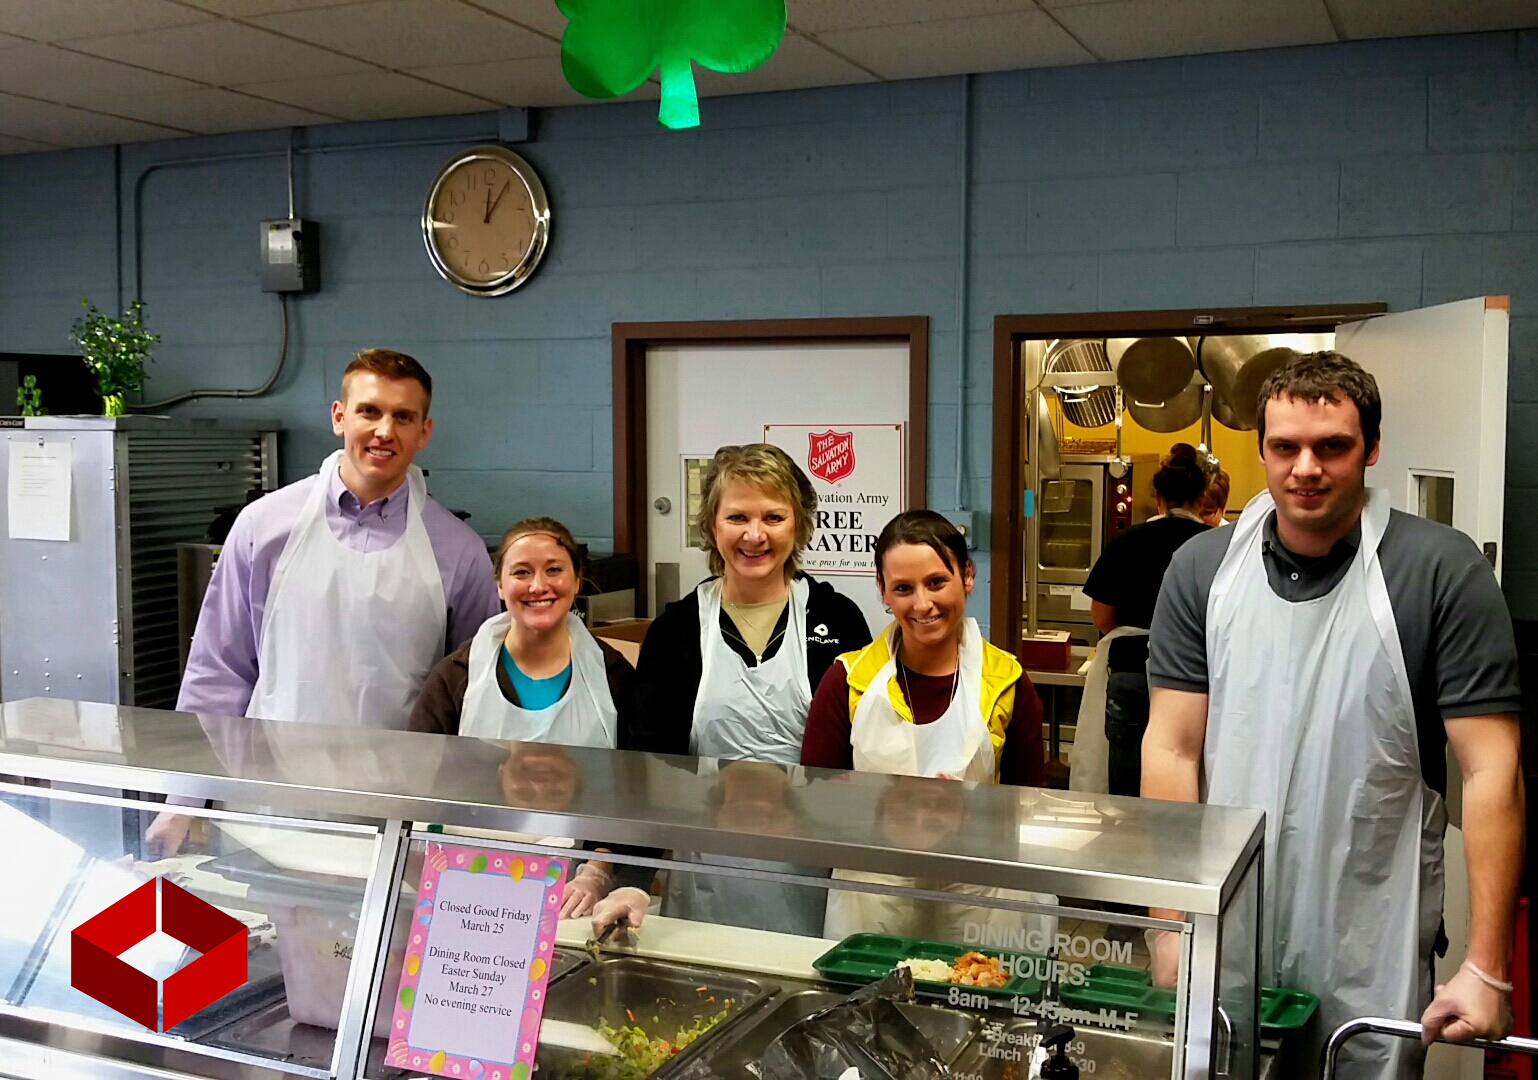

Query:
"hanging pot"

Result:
[[1108, 336, 1197, 406], [1034, 389, 1061, 481], [1128, 371, 1204, 433], [1044, 339, 1118, 429], [1197, 334, 1332, 430]]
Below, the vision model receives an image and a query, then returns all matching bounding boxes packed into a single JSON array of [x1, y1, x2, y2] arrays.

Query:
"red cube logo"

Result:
[[71, 877, 247, 1031]]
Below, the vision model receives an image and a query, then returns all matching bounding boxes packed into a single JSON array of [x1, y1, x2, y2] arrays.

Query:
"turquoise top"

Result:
[[500, 646, 572, 710]]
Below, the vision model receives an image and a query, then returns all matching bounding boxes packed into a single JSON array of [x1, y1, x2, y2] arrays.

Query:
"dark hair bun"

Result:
[[1153, 443, 1209, 509]]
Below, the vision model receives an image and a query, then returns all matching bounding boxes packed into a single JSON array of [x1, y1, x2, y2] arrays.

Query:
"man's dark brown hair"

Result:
[[341, 349, 433, 413], [1255, 350, 1381, 450]]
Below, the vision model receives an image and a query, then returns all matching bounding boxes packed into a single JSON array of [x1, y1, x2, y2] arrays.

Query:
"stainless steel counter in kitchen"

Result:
[[0, 698, 1265, 1080]]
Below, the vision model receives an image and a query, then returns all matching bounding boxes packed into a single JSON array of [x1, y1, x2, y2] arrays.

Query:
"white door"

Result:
[[643, 341, 911, 631], [1339, 297, 1509, 1080], [1336, 296, 1509, 578]]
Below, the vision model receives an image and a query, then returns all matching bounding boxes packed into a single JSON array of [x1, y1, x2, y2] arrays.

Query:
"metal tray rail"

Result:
[[1321, 1017, 1538, 1080]]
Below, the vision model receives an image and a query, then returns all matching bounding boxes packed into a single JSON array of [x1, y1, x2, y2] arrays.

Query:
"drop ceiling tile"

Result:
[[0, 0, 213, 43], [1052, 0, 1337, 62], [454, 0, 569, 40], [236, 70, 492, 119], [410, 55, 591, 106], [112, 87, 340, 132], [67, 20, 377, 83], [695, 31, 877, 96], [813, 9, 1093, 79], [0, 133, 62, 153], [1330, 0, 1538, 39], [788, 0, 1030, 34], [0, 44, 201, 110], [249, 0, 553, 69], [0, 91, 187, 145]]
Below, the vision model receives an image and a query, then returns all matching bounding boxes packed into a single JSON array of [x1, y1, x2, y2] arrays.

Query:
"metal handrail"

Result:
[[1321, 1016, 1538, 1079]]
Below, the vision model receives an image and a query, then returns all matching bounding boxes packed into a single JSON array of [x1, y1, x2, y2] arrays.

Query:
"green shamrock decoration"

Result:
[[559, 0, 786, 129], [16, 375, 45, 417]]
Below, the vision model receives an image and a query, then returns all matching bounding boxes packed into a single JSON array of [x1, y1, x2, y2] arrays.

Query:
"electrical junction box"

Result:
[[260, 218, 319, 293]]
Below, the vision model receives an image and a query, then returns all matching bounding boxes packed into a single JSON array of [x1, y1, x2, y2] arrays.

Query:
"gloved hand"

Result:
[[560, 862, 615, 919], [591, 887, 650, 940], [1421, 962, 1514, 1044], [1147, 929, 1181, 989], [145, 811, 193, 860]]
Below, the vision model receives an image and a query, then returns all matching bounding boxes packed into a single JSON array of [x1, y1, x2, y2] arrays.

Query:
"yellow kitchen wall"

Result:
[[1046, 400, 1265, 521]]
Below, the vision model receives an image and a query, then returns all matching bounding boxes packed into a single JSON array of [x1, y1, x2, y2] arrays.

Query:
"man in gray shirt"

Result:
[[1144, 352, 1522, 1079]]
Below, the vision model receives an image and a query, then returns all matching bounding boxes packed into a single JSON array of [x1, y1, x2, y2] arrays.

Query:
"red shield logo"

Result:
[[807, 431, 856, 484]]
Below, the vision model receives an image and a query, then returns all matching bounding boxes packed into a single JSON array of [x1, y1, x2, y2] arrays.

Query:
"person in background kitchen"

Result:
[[593, 442, 871, 937], [145, 349, 502, 858], [410, 516, 637, 918], [799, 510, 1052, 943], [1073, 443, 1211, 797], [1199, 461, 1231, 527], [1142, 352, 1524, 1079]]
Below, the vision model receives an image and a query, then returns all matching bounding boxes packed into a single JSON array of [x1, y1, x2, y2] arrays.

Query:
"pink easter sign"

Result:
[[388, 842, 568, 1080]]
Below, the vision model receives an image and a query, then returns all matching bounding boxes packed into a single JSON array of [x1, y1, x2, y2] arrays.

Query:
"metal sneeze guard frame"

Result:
[[0, 698, 1266, 1080]]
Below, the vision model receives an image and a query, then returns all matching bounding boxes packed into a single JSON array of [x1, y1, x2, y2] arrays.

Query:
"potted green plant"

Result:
[[69, 300, 157, 417]]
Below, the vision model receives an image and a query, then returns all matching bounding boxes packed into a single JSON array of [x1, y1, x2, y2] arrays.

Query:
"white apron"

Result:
[[690, 577, 812, 765], [248, 450, 446, 730], [670, 579, 824, 932], [460, 612, 617, 749], [826, 619, 1056, 947], [1206, 489, 1440, 1080], [1069, 625, 1148, 795]]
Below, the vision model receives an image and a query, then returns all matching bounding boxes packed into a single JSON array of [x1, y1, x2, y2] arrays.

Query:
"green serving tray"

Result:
[[1058, 965, 1319, 1038], [812, 933, 1042, 1004]]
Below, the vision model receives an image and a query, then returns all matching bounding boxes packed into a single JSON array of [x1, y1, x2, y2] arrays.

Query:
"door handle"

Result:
[[654, 497, 672, 515]]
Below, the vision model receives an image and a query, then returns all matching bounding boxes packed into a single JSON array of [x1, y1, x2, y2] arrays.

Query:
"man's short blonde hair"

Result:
[[695, 443, 818, 580]]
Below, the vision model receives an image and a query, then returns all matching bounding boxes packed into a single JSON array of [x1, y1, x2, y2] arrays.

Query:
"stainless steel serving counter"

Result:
[[0, 698, 1266, 1080]]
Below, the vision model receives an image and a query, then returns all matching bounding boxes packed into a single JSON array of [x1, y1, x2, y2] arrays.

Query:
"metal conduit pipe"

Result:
[[126, 127, 496, 410], [953, 72, 972, 510]]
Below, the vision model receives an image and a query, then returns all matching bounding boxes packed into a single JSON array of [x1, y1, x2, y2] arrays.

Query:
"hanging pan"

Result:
[[1128, 371, 1204, 433], [1108, 336, 1198, 406], [1044, 338, 1118, 429], [1197, 334, 1332, 430]]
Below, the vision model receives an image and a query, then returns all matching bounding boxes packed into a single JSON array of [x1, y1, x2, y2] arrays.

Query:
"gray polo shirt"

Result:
[[1148, 508, 1521, 797]]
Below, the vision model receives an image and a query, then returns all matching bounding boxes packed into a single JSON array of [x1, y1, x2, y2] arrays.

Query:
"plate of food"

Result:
[[812, 934, 1042, 1003]]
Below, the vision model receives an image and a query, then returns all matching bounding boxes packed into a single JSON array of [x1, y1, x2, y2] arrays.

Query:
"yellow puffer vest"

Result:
[[837, 623, 1023, 782]]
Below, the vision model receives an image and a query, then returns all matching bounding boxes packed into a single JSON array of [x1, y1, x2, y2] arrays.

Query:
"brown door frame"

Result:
[[989, 303, 1387, 654], [614, 316, 929, 614]]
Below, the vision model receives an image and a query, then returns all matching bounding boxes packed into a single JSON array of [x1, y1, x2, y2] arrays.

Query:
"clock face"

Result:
[[423, 146, 549, 296]]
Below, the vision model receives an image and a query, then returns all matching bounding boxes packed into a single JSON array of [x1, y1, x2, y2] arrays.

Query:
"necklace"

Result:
[[897, 653, 959, 716], [723, 598, 783, 637]]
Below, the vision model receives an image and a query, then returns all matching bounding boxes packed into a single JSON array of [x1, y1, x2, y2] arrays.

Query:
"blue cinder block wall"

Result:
[[3, 31, 1538, 620]]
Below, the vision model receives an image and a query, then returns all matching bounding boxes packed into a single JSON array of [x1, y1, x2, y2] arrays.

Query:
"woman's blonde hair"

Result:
[[695, 444, 818, 580], [494, 517, 584, 578]]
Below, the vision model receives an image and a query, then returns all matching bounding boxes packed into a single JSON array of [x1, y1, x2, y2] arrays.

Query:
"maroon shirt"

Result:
[[802, 661, 1045, 786]]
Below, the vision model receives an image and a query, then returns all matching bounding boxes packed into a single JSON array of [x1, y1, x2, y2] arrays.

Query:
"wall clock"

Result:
[[422, 145, 550, 296]]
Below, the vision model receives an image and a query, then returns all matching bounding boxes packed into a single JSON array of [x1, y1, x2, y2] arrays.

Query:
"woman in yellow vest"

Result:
[[802, 510, 1053, 941]]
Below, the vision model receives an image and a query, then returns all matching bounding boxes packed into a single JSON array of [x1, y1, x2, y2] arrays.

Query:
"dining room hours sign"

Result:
[[763, 423, 905, 577]]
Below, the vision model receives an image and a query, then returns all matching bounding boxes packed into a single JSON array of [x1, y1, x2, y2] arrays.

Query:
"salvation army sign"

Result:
[[807, 431, 855, 484], [765, 423, 905, 577]]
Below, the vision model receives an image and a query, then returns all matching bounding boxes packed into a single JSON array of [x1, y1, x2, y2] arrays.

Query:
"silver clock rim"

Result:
[[421, 143, 551, 297]]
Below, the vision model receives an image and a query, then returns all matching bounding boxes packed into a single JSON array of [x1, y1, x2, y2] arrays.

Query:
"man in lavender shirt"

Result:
[[146, 349, 501, 855]]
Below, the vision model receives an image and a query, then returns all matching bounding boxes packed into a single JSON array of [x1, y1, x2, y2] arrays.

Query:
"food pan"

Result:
[[685, 989, 979, 1080], [205, 998, 339, 1070], [537, 957, 774, 1080], [548, 947, 590, 986]]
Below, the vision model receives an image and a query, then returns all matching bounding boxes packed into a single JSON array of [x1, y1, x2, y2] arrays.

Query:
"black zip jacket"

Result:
[[621, 574, 873, 756]]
